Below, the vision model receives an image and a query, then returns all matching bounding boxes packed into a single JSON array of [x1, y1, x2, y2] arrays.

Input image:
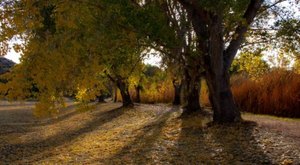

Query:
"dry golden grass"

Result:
[[232, 70, 300, 117]]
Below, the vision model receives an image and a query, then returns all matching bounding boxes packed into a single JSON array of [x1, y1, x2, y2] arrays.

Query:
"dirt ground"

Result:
[[0, 101, 299, 164]]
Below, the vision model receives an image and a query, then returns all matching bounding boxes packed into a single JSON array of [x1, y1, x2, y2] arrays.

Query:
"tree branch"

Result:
[[104, 70, 116, 83], [223, 0, 264, 71]]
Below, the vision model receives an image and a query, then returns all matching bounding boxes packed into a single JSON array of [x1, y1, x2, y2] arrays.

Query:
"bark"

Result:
[[105, 72, 133, 106], [206, 71, 241, 123], [135, 85, 141, 103], [116, 79, 134, 107], [205, 14, 241, 123], [97, 94, 105, 103], [113, 85, 118, 102], [172, 79, 182, 105], [181, 69, 201, 116]]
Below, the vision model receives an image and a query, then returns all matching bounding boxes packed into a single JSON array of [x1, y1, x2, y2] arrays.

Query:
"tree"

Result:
[[142, 0, 203, 114], [142, 64, 171, 103], [168, 0, 262, 122], [129, 0, 260, 121], [104, 53, 144, 107], [129, 0, 299, 122], [274, 18, 300, 71], [0, 0, 145, 113], [230, 50, 269, 78]]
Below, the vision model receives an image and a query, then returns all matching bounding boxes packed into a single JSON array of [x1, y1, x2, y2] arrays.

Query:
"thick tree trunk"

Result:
[[116, 79, 133, 107], [206, 71, 241, 123], [181, 69, 201, 116], [135, 85, 141, 103], [205, 14, 241, 123], [172, 80, 182, 105]]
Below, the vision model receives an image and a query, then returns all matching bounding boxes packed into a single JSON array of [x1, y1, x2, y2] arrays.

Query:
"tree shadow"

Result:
[[0, 103, 83, 137], [100, 106, 179, 164], [208, 121, 272, 164], [32, 102, 100, 126], [173, 113, 272, 164], [0, 103, 274, 164], [0, 101, 36, 107], [168, 110, 214, 164], [0, 104, 125, 164], [0, 103, 79, 125]]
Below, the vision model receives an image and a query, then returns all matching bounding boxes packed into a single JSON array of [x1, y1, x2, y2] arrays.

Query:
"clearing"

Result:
[[0, 101, 299, 164]]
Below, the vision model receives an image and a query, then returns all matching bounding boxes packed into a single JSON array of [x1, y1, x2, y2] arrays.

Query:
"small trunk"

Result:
[[172, 80, 182, 105], [113, 86, 117, 102], [97, 90, 106, 103], [183, 84, 201, 114], [117, 79, 133, 107], [135, 85, 141, 103], [97, 94, 105, 103], [181, 70, 201, 116]]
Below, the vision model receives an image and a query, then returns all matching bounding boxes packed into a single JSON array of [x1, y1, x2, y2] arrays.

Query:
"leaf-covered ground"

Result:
[[0, 101, 299, 164]]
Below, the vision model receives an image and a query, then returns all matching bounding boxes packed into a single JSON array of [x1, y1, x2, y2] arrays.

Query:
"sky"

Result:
[[144, 54, 161, 66], [5, 48, 20, 63], [5, 46, 162, 66], [4, 39, 22, 63]]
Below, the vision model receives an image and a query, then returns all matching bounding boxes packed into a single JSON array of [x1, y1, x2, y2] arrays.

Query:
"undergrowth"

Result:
[[115, 69, 299, 118]]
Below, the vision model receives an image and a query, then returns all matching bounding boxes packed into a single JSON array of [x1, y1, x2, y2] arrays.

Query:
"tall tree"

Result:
[[174, 0, 264, 122]]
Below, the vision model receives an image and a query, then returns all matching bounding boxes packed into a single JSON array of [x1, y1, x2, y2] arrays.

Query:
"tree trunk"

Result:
[[172, 80, 182, 105], [135, 85, 141, 103], [205, 14, 241, 123], [97, 94, 105, 103], [116, 79, 133, 107], [206, 71, 241, 123], [113, 85, 117, 102], [181, 69, 201, 116]]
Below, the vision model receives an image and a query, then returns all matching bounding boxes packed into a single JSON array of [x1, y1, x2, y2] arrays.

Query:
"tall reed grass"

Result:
[[232, 69, 300, 118]]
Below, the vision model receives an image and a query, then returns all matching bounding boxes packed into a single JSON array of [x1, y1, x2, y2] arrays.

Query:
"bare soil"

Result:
[[0, 101, 299, 164]]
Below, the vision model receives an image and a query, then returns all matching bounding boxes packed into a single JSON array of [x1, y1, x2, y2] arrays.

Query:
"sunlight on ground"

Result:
[[0, 102, 299, 164]]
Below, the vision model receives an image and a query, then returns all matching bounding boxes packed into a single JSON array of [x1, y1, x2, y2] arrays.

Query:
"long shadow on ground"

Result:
[[0, 103, 124, 164], [101, 106, 179, 164], [103, 107, 272, 164], [0, 104, 275, 164], [173, 115, 272, 164], [0, 103, 86, 137]]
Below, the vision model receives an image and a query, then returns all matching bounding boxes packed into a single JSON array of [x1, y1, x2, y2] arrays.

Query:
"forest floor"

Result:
[[0, 100, 299, 164]]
